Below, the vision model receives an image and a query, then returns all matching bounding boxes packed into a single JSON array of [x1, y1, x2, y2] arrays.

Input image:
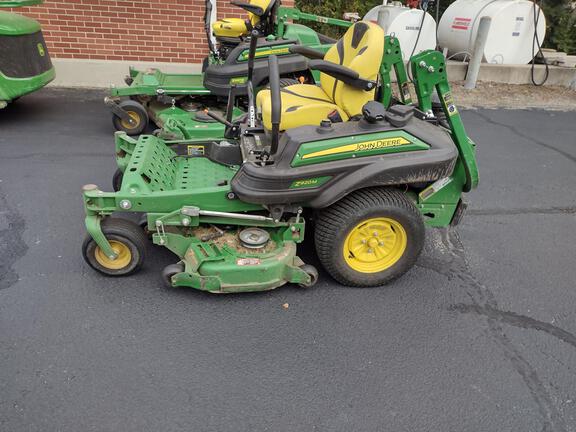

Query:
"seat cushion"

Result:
[[212, 18, 250, 38], [257, 84, 349, 131]]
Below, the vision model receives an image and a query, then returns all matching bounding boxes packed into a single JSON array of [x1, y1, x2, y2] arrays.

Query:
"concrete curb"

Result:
[[47, 57, 576, 89]]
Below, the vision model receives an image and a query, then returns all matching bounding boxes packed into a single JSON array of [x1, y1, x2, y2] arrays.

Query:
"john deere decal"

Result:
[[302, 137, 411, 160]]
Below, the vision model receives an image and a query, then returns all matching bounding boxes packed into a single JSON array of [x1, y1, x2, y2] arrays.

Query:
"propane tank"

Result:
[[364, 2, 437, 61], [437, 0, 546, 64]]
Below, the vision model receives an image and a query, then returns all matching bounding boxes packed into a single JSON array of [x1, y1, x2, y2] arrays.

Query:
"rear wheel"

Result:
[[112, 100, 148, 135], [82, 218, 148, 276], [315, 188, 425, 287]]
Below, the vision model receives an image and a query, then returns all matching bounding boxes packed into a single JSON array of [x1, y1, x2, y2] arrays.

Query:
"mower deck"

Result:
[[112, 69, 210, 97]]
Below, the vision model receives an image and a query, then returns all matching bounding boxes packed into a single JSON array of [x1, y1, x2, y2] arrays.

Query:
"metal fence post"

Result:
[[464, 16, 492, 90]]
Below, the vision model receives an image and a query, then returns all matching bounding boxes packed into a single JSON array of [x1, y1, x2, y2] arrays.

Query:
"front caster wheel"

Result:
[[162, 263, 185, 287], [112, 100, 148, 135], [315, 188, 425, 287], [82, 218, 148, 276], [298, 265, 319, 288]]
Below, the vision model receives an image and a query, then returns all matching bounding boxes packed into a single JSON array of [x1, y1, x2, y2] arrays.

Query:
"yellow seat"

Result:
[[257, 21, 385, 131], [212, 0, 275, 39], [212, 18, 251, 39], [257, 84, 349, 131]]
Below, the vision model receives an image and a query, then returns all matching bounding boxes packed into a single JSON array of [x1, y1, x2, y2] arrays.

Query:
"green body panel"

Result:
[[291, 131, 429, 167], [283, 23, 320, 47], [0, 66, 55, 103], [236, 43, 295, 62], [0, 3, 54, 105], [0, 10, 40, 35]]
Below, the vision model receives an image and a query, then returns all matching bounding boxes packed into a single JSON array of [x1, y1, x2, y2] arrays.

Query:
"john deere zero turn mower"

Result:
[[82, 22, 478, 292], [106, 0, 355, 137], [0, 0, 54, 109]]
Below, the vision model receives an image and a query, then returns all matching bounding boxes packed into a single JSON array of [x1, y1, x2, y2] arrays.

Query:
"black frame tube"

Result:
[[247, 30, 259, 128]]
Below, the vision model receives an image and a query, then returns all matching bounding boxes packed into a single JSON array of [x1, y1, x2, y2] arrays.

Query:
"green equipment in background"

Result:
[[105, 0, 356, 137], [81, 22, 478, 293], [0, 0, 54, 109]]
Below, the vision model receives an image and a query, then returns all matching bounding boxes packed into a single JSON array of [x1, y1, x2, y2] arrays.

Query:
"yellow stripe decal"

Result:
[[302, 137, 411, 160]]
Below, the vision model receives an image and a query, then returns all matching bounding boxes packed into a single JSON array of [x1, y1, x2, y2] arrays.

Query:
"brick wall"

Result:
[[8, 0, 294, 63]]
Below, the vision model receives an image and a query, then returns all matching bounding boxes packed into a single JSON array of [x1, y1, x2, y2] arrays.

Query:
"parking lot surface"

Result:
[[1, 88, 575, 432]]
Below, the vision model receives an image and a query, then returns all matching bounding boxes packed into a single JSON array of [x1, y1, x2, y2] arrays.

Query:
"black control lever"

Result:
[[204, 109, 234, 128]]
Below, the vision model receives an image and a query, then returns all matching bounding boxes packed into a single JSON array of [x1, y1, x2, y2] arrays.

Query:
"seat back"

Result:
[[320, 22, 385, 118], [246, 0, 276, 28]]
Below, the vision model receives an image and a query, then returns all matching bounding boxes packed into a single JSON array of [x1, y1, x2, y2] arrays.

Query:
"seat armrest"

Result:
[[308, 60, 377, 91], [288, 45, 325, 60], [230, 0, 264, 16]]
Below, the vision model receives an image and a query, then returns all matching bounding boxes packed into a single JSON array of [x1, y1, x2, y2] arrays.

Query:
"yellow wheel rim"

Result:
[[120, 111, 141, 130], [343, 217, 407, 273], [94, 240, 132, 270]]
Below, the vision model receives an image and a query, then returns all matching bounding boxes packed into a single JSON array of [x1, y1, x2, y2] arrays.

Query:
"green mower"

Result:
[[82, 22, 478, 293], [0, 0, 54, 109], [106, 0, 357, 137]]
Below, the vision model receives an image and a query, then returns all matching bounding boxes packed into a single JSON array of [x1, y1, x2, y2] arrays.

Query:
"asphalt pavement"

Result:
[[1, 88, 575, 432]]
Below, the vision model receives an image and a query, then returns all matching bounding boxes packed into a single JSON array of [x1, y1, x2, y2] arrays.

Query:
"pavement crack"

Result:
[[474, 110, 576, 165], [435, 229, 569, 432], [450, 303, 576, 350], [468, 207, 576, 216]]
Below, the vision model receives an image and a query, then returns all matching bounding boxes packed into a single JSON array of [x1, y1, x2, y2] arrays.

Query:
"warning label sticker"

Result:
[[452, 17, 471, 30]]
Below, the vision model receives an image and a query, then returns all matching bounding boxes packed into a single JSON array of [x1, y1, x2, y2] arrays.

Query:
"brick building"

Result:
[[8, 0, 294, 85]]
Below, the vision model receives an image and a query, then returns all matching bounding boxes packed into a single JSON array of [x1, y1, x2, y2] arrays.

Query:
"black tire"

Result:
[[82, 218, 148, 276], [279, 78, 299, 88], [264, 78, 299, 90], [112, 168, 123, 192], [162, 263, 185, 287], [298, 264, 319, 288], [112, 100, 148, 135], [314, 188, 425, 287]]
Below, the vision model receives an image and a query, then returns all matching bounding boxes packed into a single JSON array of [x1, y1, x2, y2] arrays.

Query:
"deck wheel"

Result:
[[112, 100, 148, 135], [112, 168, 123, 192], [314, 188, 425, 287], [82, 218, 148, 276], [298, 264, 319, 288], [162, 263, 185, 287]]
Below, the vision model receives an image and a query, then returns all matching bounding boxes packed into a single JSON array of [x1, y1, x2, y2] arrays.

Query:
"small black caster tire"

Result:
[[112, 168, 124, 192], [82, 218, 148, 276], [162, 263, 185, 287], [315, 188, 425, 287], [112, 100, 148, 135], [298, 264, 319, 288]]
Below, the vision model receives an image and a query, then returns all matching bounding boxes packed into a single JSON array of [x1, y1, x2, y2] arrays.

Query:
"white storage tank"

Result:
[[364, 3, 437, 61], [437, 0, 546, 64]]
